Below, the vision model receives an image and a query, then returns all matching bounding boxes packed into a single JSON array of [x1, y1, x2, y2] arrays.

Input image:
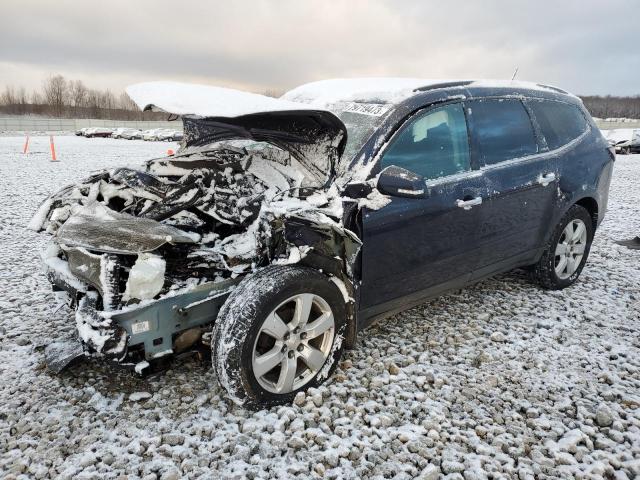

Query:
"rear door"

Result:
[[360, 102, 487, 316], [467, 98, 558, 278]]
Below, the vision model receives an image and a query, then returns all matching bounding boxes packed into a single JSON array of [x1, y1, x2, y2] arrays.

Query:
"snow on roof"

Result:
[[281, 78, 573, 108], [127, 79, 573, 119], [469, 79, 572, 96], [281, 78, 442, 107], [126, 81, 323, 118]]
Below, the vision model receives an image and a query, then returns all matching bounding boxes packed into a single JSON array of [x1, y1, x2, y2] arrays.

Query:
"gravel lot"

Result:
[[0, 136, 638, 479]]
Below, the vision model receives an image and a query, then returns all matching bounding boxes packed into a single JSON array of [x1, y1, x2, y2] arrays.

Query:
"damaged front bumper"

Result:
[[46, 255, 240, 371]]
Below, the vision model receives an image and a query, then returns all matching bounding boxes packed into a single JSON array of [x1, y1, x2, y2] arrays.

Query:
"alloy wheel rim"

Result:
[[251, 293, 335, 394], [554, 219, 587, 280]]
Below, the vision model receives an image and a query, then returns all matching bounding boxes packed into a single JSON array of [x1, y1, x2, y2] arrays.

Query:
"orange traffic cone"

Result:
[[50, 135, 58, 161]]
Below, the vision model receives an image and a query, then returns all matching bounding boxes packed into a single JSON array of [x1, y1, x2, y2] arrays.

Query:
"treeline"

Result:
[[580, 96, 640, 120], [2, 74, 639, 120], [0, 74, 165, 120]]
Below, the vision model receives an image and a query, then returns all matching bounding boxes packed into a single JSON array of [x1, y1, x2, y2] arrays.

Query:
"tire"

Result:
[[531, 204, 594, 290], [212, 265, 347, 408]]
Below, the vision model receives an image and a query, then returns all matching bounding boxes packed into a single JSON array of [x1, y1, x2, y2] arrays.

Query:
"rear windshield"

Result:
[[528, 100, 588, 150]]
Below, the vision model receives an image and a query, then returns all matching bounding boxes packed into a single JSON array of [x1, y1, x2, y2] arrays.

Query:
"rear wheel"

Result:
[[212, 265, 346, 408], [531, 204, 594, 289]]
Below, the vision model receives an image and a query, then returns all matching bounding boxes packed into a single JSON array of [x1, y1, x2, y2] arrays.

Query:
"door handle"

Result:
[[538, 172, 556, 187], [456, 197, 482, 210]]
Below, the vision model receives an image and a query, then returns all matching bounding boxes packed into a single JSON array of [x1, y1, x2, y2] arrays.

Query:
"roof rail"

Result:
[[414, 81, 473, 92], [536, 84, 568, 94]]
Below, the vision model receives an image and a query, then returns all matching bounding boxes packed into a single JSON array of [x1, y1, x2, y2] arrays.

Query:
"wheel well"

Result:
[[575, 197, 598, 229], [298, 255, 358, 350]]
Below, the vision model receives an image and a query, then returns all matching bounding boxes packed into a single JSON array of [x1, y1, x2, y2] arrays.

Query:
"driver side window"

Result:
[[381, 103, 471, 181]]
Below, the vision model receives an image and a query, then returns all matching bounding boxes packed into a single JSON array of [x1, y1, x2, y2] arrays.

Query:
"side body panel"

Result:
[[349, 87, 613, 331], [554, 116, 614, 229], [466, 99, 560, 279], [359, 171, 486, 321]]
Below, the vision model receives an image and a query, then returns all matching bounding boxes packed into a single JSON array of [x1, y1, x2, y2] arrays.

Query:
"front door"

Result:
[[466, 98, 559, 277], [360, 102, 486, 316]]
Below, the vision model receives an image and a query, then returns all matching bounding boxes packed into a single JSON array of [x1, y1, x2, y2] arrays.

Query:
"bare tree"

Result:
[[581, 95, 640, 119], [118, 92, 140, 119], [70, 80, 88, 114], [42, 74, 68, 117], [118, 92, 138, 110], [17, 87, 28, 114], [86, 89, 101, 118], [31, 90, 42, 104], [0, 86, 16, 106]]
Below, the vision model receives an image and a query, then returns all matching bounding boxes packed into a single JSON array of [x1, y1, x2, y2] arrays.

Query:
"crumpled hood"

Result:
[[56, 203, 200, 255], [126, 81, 347, 184]]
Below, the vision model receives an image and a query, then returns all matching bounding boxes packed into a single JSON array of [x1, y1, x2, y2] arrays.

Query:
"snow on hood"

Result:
[[127, 81, 348, 185], [127, 81, 328, 118]]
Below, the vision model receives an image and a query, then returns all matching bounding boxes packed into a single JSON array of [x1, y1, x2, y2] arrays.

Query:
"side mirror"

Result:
[[377, 165, 427, 198]]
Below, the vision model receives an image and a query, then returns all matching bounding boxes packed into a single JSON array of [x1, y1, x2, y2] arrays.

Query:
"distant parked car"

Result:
[[122, 129, 142, 140], [141, 128, 164, 141], [111, 128, 126, 139], [75, 128, 87, 136], [156, 129, 184, 141], [603, 128, 640, 154], [112, 128, 142, 140], [84, 127, 114, 138]]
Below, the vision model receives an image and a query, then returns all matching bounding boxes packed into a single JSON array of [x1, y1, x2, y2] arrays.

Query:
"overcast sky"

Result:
[[1, 0, 638, 97]]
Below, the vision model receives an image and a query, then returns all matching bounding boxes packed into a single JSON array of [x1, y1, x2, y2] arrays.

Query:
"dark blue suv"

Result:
[[33, 79, 614, 407]]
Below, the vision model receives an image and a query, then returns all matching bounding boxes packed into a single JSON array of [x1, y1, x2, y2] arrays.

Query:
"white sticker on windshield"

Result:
[[342, 102, 390, 117]]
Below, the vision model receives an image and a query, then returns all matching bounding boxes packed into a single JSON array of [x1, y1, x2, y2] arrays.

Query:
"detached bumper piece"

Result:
[[44, 340, 85, 373], [76, 292, 128, 359], [616, 236, 640, 250]]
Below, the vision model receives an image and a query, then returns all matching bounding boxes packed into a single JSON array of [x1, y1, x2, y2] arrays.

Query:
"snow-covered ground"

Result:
[[0, 136, 638, 479]]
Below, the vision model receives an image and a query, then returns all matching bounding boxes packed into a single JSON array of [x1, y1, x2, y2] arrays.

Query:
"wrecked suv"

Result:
[[31, 79, 614, 407]]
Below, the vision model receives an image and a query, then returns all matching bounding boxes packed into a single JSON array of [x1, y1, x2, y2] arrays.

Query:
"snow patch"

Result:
[[126, 81, 328, 118]]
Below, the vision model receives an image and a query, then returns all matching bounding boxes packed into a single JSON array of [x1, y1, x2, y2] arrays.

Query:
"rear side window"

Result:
[[528, 100, 588, 150], [381, 103, 470, 181], [469, 99, 538, 166]]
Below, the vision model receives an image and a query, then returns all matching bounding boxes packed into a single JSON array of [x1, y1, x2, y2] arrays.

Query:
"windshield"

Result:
[[330, 102, 391, 165]]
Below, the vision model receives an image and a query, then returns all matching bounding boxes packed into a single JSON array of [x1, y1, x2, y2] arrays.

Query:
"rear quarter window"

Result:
[[527, 100, 588, 150], [469, 99, 538, 166]]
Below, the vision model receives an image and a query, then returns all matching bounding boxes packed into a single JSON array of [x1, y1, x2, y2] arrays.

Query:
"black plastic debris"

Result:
[[615, 236, 640, 250], [44, 340, 86, 373]]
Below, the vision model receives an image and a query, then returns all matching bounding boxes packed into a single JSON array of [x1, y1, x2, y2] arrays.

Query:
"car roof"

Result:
[[282, 78, 575, 108]]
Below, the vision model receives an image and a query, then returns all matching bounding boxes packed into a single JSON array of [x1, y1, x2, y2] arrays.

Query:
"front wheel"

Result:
[[531, 204, 594, 289], [212, 265, 346, 408]]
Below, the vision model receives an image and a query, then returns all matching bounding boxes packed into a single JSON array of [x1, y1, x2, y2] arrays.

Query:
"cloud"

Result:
[[0, 0, 638, 95]]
